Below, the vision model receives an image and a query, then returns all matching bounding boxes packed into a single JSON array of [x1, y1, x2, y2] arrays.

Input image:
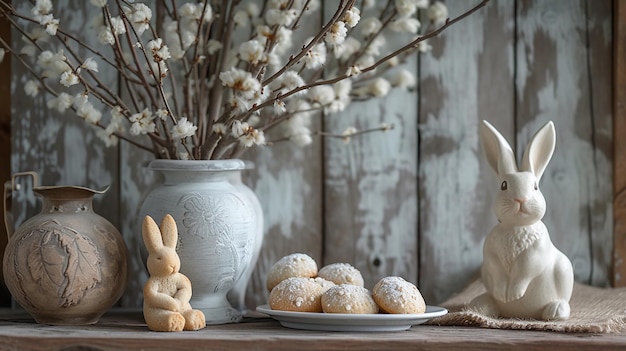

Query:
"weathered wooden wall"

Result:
[[4, 0, 616, 310]]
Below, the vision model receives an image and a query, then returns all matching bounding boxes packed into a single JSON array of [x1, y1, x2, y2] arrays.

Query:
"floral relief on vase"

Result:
[[177, 191, 252, 293]]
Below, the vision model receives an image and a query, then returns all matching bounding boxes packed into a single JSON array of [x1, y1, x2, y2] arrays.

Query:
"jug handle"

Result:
[[3, 171, 39, 239]]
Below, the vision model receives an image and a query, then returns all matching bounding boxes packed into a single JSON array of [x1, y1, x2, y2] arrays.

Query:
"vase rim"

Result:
[[149, 159, 250, 172], [34, 185, 109, 198]]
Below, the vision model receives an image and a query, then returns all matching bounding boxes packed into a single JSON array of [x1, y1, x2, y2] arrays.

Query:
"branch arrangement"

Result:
[[0, 0, 490, 160]]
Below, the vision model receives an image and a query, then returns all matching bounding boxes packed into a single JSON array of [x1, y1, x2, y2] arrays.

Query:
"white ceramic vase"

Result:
[[139, 159, 261, 324]]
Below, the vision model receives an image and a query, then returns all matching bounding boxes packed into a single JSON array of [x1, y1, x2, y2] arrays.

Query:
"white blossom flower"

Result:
[[97, 127, 119, 147], [178, 152, 190, 160], [308, 85, 335, 108], [428, 1, 449, 25], [31, 0, 52, 21], [387, 56, 400, 67], [360, 17, 382, 38], [155, 109, 169, 120], [109, 16, 126, 36], [77, 103, 102, 124], [365, 35, 386, 56], [238, 40, 265, 65], [290, 133, 313, 146], [179, 2, 212, 23], [417, 39, 432, 52], [231, 120, 265, 147], [37, 49, 68, 78], [129, 108, 156, 135], [212, 123, 226, 135], [394, 0, 417, 17], [342, 126, 358, 143], [171, 117, 197, 139], [390, 17, 421, 33], [265, 8, 298, 26], [179, 3, 198, 19], [325, 21, 347, 45], [73, 93, 89, 110], [207, 39, 223, 55], [234, 10, 250, 27], [303, 40, 326, 69], [110, 106, 125, 126], [60, 70, 79, 87], [147, 60, 169, 79], [355, 54, 375, 71], [248, 115, 261, 127], [334, 37, 361, 61], [81, 57, 99, 72], [24, 80, 41, 97], [147, 38, 171, 62], [245, 3, 260, 18], [89, 0, 108, 8], [368, 77, 391, 97], [273, 99, 286, 114], [343, 7, 361, 27], [273, 71, 306, 96], [416, 0, 430, 9], [327, 80, 352, 113], [97, 27, 115, 45], [47, 92, 73, 112], [39, 14, 59, 35], [346, 65, 361, 77], [124, 3, 152, 35], [231, 120, 247, 138], [219, 68, 261, 99], [390, 69, 416, 89]]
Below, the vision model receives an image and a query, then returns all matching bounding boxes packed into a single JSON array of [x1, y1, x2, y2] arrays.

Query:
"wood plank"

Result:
[[614, 0, 626, 287], [418, 0, 515, 304], [322, 3, 419, 293], [585, 0, 614, 287], [515, 0, 613, 286], [0, 10, 11, 306], [242, 4, 325, 310], [0, 310, 624, 351]]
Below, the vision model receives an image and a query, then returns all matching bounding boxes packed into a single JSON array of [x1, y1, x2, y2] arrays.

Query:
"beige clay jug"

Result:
[[3, 172, 128, 325]]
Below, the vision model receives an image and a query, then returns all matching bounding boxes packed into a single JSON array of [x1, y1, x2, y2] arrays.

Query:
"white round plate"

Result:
[[255, 305, 448, 332]]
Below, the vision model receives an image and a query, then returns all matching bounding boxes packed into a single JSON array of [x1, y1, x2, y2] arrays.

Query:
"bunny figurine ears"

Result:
[[480, 120, 556, 180]]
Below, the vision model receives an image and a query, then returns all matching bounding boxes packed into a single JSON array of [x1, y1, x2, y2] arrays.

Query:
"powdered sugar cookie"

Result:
[[317, 263, 364, 287], [372, 276, 426, 314], [321, 284, 379, 314], [266, 253, 318, 291], [269, 277, 334, 312]]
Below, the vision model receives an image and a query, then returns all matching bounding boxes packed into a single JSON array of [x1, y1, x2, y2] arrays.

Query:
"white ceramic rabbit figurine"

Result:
[[142, 214, 206, 331], [470, 120, 574, 320]]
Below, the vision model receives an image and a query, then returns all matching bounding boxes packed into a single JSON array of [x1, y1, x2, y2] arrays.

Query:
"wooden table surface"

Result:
[[0, 309, 625, 351]]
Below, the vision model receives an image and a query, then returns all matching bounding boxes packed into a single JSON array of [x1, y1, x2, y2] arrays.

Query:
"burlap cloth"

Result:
[[427, 280, 626, 333]]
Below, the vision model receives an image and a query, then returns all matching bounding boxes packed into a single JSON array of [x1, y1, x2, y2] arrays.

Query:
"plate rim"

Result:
[[256, 304, 448, 321]]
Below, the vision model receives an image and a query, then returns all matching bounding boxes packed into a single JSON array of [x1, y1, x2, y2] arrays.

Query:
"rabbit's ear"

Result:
[[480, 120, 517, 176], [142, 215, 163, 253], [159, 214, 179, 249], [520, 121, 555, 182]]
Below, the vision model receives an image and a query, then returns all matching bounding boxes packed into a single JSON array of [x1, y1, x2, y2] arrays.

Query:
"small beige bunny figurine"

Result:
[[142, 215, 206, 331], [470, 120, 574, 321]]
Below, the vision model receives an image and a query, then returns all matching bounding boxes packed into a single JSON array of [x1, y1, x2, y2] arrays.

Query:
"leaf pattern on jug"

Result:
[[25, 220, 102, 307]]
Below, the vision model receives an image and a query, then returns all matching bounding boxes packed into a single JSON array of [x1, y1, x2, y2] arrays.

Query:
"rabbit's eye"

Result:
[[501, 181, 507, 191]]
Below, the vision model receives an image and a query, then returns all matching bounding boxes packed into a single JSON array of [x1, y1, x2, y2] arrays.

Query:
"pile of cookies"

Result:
[[266, 253, 426, 314]]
